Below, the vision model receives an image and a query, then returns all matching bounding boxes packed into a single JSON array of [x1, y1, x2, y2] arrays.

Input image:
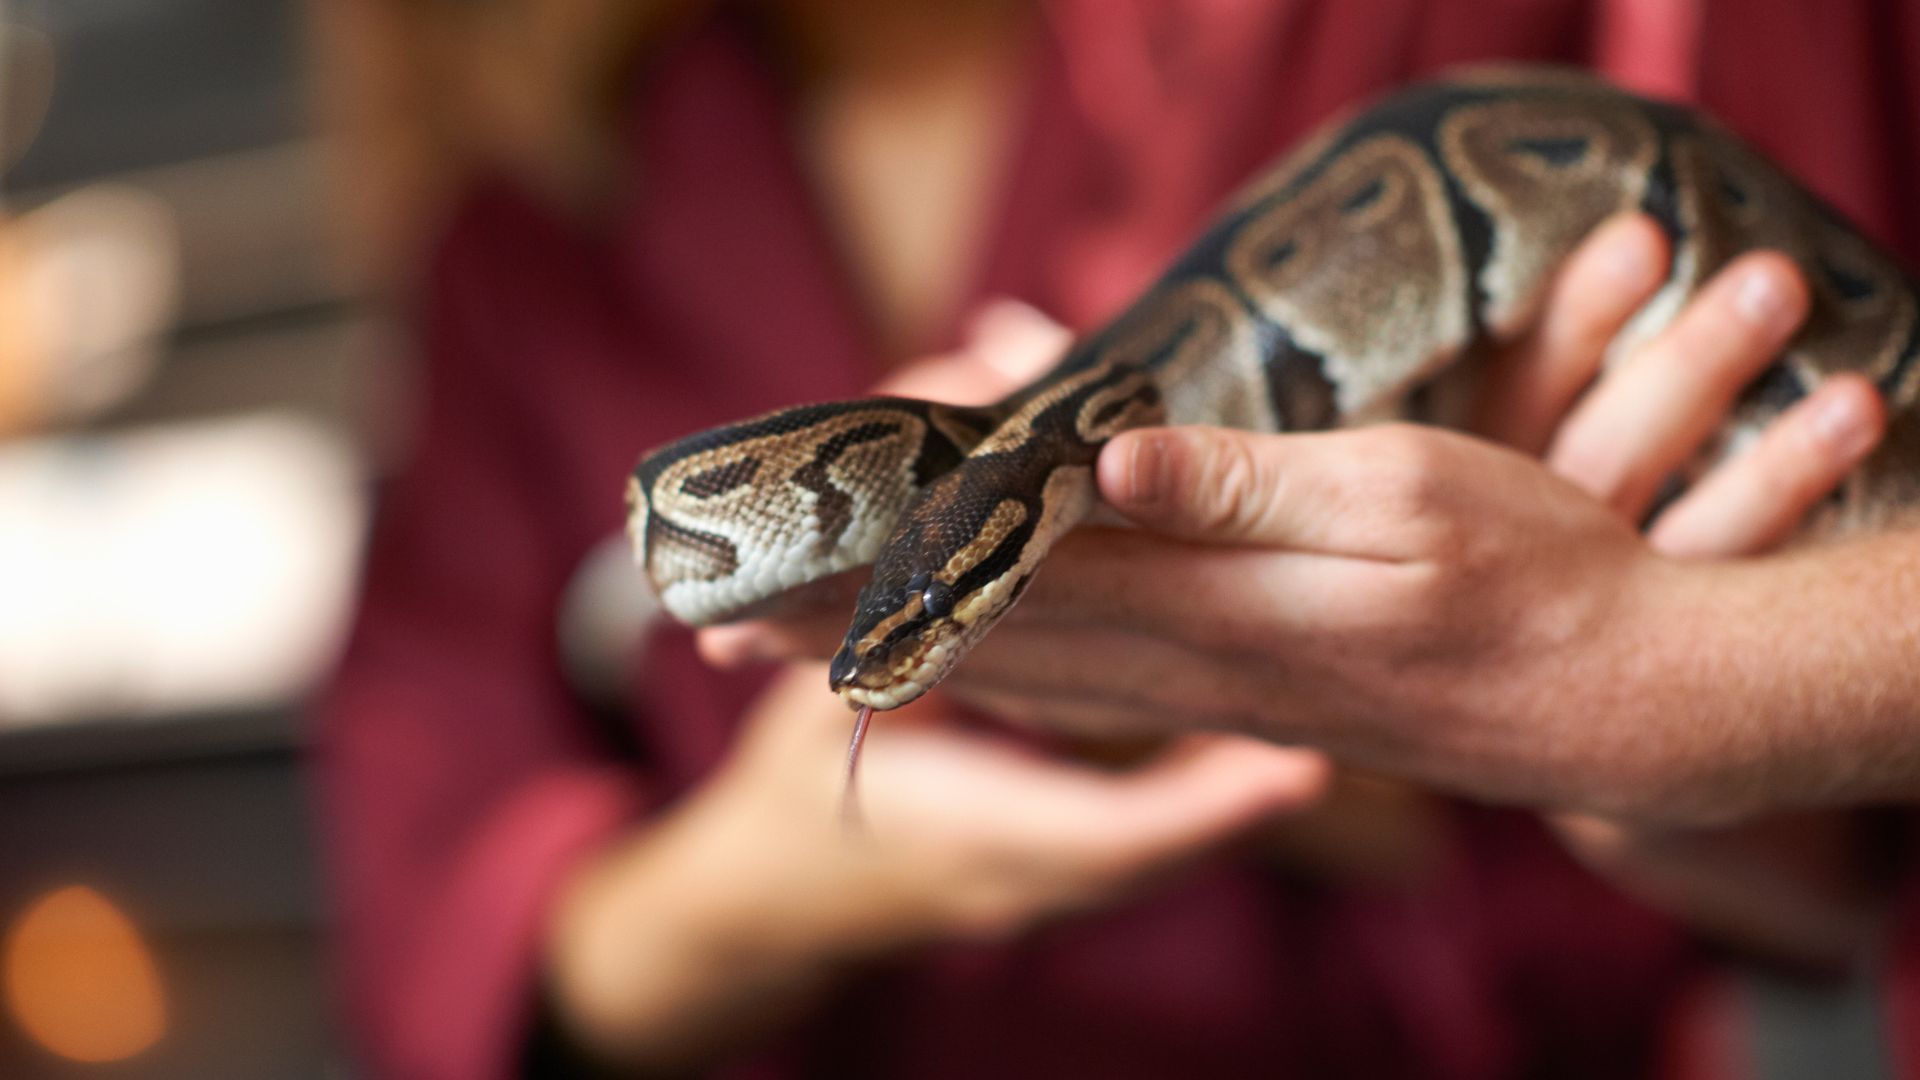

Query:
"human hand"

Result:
[[703, 222, 1890, 825], [701, 214, 1897, 820], [547, 663, 1327, 1068], [1486, 215, 1893, 967]]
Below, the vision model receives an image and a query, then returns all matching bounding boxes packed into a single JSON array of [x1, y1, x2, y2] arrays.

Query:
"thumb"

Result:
[[878, 299, 1070, 404], [1098, 425, 1380, 552], [1098, 427, 1290, 541], [1098, 424, 1488, 561]]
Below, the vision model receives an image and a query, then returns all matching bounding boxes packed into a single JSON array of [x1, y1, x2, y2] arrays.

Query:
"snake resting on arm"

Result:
[[626, 67, 1920, 737]]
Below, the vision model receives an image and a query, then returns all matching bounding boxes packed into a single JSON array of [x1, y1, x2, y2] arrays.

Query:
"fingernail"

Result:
[[1733, 265, 1793, 330], [1810, 387, 1875, 456]]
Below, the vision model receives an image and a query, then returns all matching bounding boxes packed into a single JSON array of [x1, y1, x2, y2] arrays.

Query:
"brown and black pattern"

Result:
[[1224, 133, 1470, 418], [631, 67, 1920, 709], [630, 397, 1003, 623], [1439, 97, 1661, 335]]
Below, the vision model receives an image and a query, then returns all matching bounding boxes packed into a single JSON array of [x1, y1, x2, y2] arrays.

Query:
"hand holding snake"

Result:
[[633, 70, 1920, 821], [702, 215, 1898, 827]]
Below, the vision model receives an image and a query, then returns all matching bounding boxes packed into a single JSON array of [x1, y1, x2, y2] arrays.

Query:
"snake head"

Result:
[[825, 461, 1051, 711], [628, 398, 999, 626], [826, 457, 1094, 710], [827, 361, 1162, 710], [827, 566, 975, 711], [829, 556, 1040, 711]]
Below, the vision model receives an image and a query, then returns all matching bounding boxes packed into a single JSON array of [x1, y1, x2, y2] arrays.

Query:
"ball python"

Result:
[[627, 66, 1920, 724]]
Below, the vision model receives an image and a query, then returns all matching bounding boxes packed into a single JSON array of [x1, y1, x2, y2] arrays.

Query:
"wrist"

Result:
[[1677, 537, 1920, 815], [1455, 547, 1744, 825], [1578, 553, 1778, 825], [542, 782, 852, 1069], [1588, 543, 1914, 827]]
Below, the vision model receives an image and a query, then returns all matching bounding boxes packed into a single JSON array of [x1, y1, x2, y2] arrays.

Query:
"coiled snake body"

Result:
[[628, 68, 1920, 713]]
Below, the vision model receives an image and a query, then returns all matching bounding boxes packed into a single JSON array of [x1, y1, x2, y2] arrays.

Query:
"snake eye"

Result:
[[920, 579, 955, 619]]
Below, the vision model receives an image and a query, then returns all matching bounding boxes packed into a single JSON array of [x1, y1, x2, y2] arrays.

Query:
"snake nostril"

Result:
[[828, 646, 860, 688]]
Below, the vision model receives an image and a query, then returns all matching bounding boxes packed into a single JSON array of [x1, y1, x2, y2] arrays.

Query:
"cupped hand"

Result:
[[698, 665, 1329, 951], [549, 656, 1327, 1067]]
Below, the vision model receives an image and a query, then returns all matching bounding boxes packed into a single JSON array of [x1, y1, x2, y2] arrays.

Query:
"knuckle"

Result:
[[1367, 426, 1455, 521], [1387, 560, 1462, 628], [1197, 432, 1277, 536], [1548, 429, 1632, 505]]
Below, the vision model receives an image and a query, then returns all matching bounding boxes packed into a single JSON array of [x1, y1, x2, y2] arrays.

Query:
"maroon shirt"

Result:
[[317, 3, 1920, 1077]]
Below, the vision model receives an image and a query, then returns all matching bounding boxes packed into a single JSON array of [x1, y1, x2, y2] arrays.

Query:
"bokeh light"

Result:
[[3, 885, 167, 1063]]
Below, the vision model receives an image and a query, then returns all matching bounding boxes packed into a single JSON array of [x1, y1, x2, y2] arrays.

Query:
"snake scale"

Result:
[[627, 66, 1920, 717]]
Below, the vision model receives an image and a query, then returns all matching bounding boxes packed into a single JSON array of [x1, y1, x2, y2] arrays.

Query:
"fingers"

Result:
[[696, 523, 1390, 669], [1647, 374, 1886, 558], [719, 424, 1502, 668], [1548, 252, 1811, 519], [1023, 736, 1333, 877], [699, 608, 848, 667], [963, 299, 1073, 384], [854, 727, 1329, 938], [1548, 813, 1638, 867], [1475, 213, 1670, 451], [877, 298, 1069, 403], [944, 620, 1287, 736]]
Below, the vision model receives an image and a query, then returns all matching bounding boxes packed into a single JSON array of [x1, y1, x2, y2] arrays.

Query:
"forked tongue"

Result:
[[840, 705, 874, 829]]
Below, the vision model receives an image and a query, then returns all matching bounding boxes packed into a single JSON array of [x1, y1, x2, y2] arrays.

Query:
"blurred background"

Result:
[[0, 1, 1908, 1077], [1, 0, 373, 1074]]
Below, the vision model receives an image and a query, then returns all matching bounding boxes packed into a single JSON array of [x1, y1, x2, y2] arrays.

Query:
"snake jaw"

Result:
[[831, 636, 956, 711], [828, 609, 963, 710]]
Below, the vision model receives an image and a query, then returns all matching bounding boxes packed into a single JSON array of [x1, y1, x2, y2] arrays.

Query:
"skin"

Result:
[[547, 8, 1331, 1065], [548, 667, 1329, 1069], [555, 4, 1309, 1068]]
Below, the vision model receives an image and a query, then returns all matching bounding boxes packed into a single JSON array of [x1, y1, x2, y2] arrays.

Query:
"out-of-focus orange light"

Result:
[[3, 885, 167, 1063]]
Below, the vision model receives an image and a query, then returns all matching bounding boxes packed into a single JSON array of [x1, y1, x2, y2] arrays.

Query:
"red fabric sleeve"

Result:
[[315, 191, 654, 1080]]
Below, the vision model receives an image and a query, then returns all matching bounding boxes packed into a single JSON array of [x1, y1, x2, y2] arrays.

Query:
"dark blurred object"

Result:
[[4, 0, 303, 190], [1, 17, 54, 172]]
